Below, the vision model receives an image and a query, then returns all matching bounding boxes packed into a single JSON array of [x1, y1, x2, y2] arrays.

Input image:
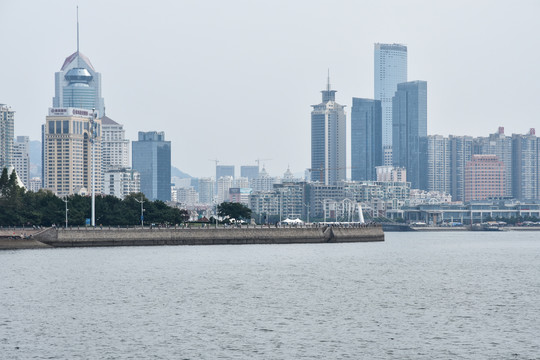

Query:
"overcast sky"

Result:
[[1, 0, 539, 178]]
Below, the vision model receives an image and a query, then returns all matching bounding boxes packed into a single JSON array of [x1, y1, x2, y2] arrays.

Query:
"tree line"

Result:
[[0, 168, 188, 227]]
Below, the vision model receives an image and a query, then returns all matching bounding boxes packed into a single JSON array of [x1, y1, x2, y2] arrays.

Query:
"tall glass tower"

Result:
[[374, 43, 407, 164], [132, 131, 171, 201], [311, 75, 346, 185], [351, 98, 382, 181], [392, 80, 427, 190], [52, 14, 105, 117]]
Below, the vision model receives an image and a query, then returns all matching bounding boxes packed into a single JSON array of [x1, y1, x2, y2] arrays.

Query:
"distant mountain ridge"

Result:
[[171, 166, 192, 179]]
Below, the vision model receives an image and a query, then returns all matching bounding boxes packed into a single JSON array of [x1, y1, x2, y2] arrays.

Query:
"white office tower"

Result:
[[310, 75, 347, 185], [13, 136, 30, 187], [217, 176, 233, 203], [0, 104, 15, 171], [103, 168, 140, 199], [101, 116, 129, 170], [374, 43, 407, 165]]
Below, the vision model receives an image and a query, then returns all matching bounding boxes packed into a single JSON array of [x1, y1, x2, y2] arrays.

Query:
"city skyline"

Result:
[[1, 1, 540, 178]]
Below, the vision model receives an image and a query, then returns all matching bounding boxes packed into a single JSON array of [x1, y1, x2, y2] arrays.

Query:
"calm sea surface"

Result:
[[1, 232, 540, 359]]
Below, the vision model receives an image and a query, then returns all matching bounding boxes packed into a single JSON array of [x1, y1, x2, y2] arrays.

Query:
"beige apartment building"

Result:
[[44, 107, 101, 196]]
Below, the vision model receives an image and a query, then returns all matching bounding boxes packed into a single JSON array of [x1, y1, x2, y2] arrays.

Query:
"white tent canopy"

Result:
[[281, 218, 304, 224]]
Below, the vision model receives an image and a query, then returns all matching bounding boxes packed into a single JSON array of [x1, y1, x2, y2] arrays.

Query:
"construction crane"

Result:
[[208, 158, 220, 168]]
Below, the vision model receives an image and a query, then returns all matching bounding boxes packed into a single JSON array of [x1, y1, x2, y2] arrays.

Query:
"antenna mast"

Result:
[[76, 6, 80, 67], [327, 68, 331, 91]]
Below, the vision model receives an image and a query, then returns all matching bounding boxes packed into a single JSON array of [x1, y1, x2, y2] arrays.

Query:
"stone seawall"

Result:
[[33, 225, 384, 248]]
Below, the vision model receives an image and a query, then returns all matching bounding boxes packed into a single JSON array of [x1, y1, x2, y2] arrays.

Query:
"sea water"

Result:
[[1, 232, 539, 359]]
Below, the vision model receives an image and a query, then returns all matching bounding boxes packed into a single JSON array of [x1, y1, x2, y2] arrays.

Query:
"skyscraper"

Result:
[[240, 165, 259, 180], [449, 135, 473, 201], [43, 107, 101, 196], [216, 165, 235, 180], [374, 43, 408, 165], [13, 136, 30, 187], [132, 131, 171, 201], [198, 177, 215, 204], [311, 75, 346, 185], [392, 80, 427, 190], [101, 116, 129, 172], [351, 98, 382, 181], [52, 16, 105, 116], [424, 135, 450, 194], [0, 104, 14, 171], [512, 129, 538, 200]]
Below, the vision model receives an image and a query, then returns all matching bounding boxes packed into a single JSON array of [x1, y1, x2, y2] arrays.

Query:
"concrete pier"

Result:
[[0, 225, 384, 249]]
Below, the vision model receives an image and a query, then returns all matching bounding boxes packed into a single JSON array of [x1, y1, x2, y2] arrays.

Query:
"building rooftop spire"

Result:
[[321, 69, 336, 102]]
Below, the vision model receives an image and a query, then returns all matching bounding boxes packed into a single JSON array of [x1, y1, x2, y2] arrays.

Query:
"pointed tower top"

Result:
[[76, 6, 79, 54], [327, 68, 331, 91], [321, 69, 337, 102]]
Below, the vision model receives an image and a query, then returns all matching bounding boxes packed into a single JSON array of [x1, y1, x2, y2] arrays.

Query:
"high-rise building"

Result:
[[103, 168, 140, 199], [43, 107, 101, 196], [392, 80, 427, 190], [0, 104, 15, 171], [351, 98, 382, 181], [311, 76, 346, 185], [52, 22, 105, 116], [132, 131, 171, 201], [449, 135, 473, 202], [374, 43, 408, 164], [240, 165, 259, 180], [13, 136, 30, 187], [101, 116, 129, 171], [216, 165, 235, 180], [474, 127, 512, 198], [424, 135, 450, 195], [217, 176, 233, 203], [465, 155, 505, 202], [512, 129, 538, 201], [198, 177, 215, 204]]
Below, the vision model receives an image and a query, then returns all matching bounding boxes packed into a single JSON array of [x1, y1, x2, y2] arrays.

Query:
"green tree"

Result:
[[217, 202, 252, 221]]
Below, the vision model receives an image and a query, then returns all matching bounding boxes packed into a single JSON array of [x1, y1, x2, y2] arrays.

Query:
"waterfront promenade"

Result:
[[0, 224, 384, 250]]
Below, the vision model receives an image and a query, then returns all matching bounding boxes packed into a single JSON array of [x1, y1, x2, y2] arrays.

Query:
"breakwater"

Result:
[[2, 224, 383, 249]]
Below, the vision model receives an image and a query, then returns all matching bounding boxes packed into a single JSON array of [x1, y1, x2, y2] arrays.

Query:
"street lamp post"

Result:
[[134, 196, 145, 227], [302, 202, 310, 224], [62, 196, 68, 228], [90, 108, 96, 227]]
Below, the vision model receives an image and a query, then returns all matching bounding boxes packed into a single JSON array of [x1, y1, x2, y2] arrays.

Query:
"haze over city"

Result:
[[1, 0, 539, 177]]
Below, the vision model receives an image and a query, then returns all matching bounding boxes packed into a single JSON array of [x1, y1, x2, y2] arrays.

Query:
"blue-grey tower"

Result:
[[311, 74, 346, 185], [392, 80, 427, 190], [374, 43, 407, 165], [52, 9, 105, 117], [351, 98, 382, 181], [132, 131, 171, 201]]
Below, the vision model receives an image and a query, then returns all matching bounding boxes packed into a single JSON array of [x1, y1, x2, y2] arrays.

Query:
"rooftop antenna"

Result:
[[327, 68, 331, 91], [76, 6, 80, 67]]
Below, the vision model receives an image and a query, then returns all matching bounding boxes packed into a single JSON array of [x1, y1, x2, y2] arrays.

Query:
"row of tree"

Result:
[[0, 168, 188, 227]]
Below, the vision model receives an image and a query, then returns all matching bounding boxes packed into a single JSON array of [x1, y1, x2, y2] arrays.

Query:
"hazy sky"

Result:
[[1, 0, 539, 178]]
